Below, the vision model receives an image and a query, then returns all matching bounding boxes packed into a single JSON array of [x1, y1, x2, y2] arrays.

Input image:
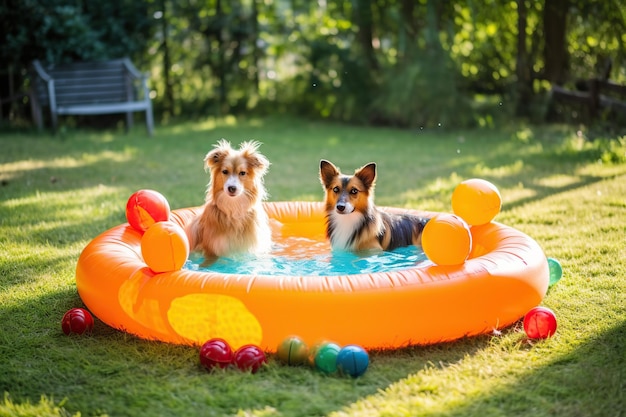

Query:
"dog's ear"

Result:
[[204, 149, 223, 170], [245, 152, 270, 177], [204, 139, 231, 170], [240, 141, 270, 175], [355, 163, 377, 190], [320, 160, 339, 188]]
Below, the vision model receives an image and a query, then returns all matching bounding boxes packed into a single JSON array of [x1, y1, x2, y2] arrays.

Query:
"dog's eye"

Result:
[[239, 171, 246, 176], [350, 188, 358, 195], [222, 169, 229, 175], [332, 186, 340, 193]]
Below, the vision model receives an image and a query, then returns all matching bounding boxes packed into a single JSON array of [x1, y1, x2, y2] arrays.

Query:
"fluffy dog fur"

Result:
[[186, 139, 271, 262], [319, 159, 428, 252]]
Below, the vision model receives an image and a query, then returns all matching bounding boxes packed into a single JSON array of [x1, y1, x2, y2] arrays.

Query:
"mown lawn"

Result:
[[1, 116, 625, 417]]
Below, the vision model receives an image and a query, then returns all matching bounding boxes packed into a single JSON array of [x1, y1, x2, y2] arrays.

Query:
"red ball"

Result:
[[125, 189, 170, 233], [233, 344, 267, 373], [199, 338, 233, 371], [61, 308, 94, 335], [523, 306, 558, 339]]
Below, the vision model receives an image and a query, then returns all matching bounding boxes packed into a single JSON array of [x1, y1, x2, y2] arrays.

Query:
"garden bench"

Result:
[[31, 58, 154, 135]]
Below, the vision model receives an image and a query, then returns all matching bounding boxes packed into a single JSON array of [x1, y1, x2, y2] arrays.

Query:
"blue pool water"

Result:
[[183, 237, 430, 276]]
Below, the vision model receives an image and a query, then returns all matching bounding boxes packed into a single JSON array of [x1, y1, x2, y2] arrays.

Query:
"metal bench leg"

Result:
[[146, 104, 154, 137], [126, 111, 134, 133]]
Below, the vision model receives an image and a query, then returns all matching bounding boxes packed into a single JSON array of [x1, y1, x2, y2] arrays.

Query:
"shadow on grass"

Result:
[[442, 321, 626, 417]]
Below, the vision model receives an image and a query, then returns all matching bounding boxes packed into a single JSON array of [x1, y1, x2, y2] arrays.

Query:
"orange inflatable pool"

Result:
[[75, 201, 549, 351]]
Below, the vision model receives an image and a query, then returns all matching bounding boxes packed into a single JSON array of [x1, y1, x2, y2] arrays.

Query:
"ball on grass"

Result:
[[233, 344, 267, 373], [314, 342, 341, 374], [277, 336, 309, 366], [336, 345, 369, 378], [126, 189, 170, 233], [523, 306, 558, 339], [451, 179, 502, 226], [199, 338, 233, 371], [141, 221, 189, 273], [547, 258, 563, 287], [422, 214, 472, 266], [61, 308, 94, 335]]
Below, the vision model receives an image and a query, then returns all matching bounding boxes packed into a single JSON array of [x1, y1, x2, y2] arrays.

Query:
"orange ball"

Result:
[[451, 179, 501, 226], [141, 221, 189, 273], [422, 214, 472, 266]]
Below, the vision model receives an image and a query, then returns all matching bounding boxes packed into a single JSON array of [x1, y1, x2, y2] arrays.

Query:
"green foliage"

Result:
[[0, 0, 153, 66], [1, 0, 625, 128], [1, 117, 625, 417], [371, 51, 473, 128]]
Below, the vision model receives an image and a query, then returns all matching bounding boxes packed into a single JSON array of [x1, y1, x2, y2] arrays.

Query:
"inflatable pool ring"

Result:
[[76, 201, 549, 351]]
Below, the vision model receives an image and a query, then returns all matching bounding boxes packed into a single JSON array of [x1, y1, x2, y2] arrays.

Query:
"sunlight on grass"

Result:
[[0, 394, 81, 417], [502, 182, 538, 205], [535, 174, 583, 188], [471, 159, 525, 178], [235, 406, 279, 417], [165, 114, 243, 134], [0, 150, 135, 182], [2, 186, 123, 224]]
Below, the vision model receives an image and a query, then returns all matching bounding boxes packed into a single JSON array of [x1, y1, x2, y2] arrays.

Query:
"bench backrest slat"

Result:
[[32, 59, 142, 106]]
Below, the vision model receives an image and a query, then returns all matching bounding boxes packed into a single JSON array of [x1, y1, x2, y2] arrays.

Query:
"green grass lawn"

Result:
[[1, 116, 625, 417]]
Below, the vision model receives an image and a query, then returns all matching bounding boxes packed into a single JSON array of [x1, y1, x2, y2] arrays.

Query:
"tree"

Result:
[[543, 0, 569, 85], [515, 0, 532, 117]]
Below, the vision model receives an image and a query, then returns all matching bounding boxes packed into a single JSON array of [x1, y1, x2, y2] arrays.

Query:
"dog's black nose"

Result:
[[336, 204, 345, 212], [228, 186, 237, 194]]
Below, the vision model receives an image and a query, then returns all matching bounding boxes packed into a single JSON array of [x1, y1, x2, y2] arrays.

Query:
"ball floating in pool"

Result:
[[126, 189, 170, 233], [61, 308, 94, 335], [277, 336, 309, 366], [422, 214, 472, 266], [314, 342, 342, 374], [141, 221, 189, 273], [547, 258, 563, 287], [451, 179, 502, 226], [523, 306, 557, 339], [233, 344, 267, 373], [336, 345, 369, 378], [199, 338, 233, 371]]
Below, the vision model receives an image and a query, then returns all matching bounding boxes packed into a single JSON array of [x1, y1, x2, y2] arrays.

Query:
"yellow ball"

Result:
[[422, 214, 472, 266], [141, 221, 190, 273], [451, 179, 502, 226]]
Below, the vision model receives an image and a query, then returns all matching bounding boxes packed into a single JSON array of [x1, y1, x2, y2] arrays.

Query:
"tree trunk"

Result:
[[160, 0, 174, 115], [515, 0, 532, 117], [216, 0, 227, 113], [251, 0, 260, 94], [543, 0, 568, 85], [353, 0, 378, 72], [399, 0, 418, 62]]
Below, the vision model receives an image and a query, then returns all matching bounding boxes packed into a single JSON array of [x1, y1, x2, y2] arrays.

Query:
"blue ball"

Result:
[[336, 345, 369, 377]]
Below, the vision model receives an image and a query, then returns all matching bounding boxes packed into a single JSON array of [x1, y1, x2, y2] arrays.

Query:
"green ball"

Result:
[[547, 257, 563, 287], [277, 336, 309, 366], [307, 341, 329, 367], [314, 343, 341, 374]]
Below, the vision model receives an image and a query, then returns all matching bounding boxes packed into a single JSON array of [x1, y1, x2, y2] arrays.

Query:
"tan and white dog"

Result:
[[186, 140, 271, 262]]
